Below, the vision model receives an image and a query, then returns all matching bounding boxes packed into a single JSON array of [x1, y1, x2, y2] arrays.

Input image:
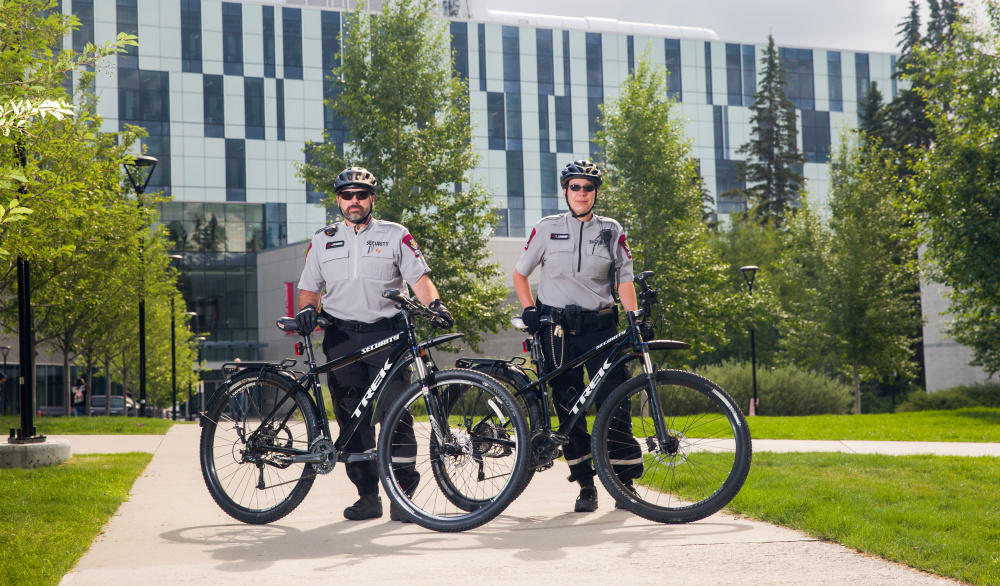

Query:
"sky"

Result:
[[478, 0, 989, 54]]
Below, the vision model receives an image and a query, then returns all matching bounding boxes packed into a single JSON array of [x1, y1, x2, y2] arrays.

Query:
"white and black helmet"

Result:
[[334, 166, 378, 193], [559, 160, 603, 188]]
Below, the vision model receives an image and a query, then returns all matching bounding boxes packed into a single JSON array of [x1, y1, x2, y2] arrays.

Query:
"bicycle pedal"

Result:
[[550, 432, 570, 445]]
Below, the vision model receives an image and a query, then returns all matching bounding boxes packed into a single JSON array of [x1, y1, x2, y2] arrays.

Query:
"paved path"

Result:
[[60, 425, 981, 585]]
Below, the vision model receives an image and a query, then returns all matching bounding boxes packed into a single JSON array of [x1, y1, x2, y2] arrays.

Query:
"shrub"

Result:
[[896, 382, 1000, 411], [694, 360, 852, 416]]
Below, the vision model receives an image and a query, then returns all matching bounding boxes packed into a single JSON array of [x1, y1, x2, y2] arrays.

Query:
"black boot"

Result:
[[389, 502, 412, 523], [574, 485, 598, 513], [344, 493, 382, 520]]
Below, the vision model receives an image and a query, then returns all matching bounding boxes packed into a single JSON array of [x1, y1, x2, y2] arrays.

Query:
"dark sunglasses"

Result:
[[568, 183, 596, 193], [338, 190, 371, 201]]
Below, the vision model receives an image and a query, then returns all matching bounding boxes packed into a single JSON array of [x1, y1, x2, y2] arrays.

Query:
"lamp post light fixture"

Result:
[[739, 265, 760, 416], [123, 155, 158, 418]]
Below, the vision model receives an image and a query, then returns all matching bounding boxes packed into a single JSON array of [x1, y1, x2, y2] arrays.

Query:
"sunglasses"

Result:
[[338, 190, 371, 201], [568, 184, 596, 193]]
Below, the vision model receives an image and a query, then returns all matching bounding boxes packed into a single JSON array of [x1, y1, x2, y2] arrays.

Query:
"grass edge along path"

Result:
[[723, 452, 999, 585], [0, 453, 153, 586], [0, 416, 175, 435], [744, 407, 1000, 442]]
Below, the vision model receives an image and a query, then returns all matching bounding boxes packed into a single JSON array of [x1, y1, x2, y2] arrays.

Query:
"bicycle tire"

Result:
[[200, 369, 320, 524], [592, 369, 752, 524], [377, 369, 531, 532]]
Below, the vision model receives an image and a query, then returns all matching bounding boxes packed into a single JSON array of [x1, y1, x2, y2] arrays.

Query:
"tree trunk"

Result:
[[64, 350, 72, 416], [852, 362, 862, 415]]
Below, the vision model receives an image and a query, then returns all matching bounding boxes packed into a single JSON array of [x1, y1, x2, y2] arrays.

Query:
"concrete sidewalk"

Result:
[[60, 425, 976, 585]]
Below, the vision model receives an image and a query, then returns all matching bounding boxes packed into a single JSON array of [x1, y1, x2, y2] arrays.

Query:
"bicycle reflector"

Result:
[[295, 342, 304, 356], [522, 339, 530, 353]]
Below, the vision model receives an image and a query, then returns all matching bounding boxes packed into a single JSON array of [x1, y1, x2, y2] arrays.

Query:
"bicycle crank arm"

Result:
[[345, 452, 377, 463]]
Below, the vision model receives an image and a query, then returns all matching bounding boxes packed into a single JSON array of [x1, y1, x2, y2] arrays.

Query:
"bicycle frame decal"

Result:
[[361, 333, 401, 354], [569, 355, 615, 415], [594, 330, 627, 352], [352, 355, 395, 418]]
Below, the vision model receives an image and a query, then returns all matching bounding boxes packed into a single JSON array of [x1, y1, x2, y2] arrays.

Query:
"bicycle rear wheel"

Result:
[[592, 369, 752, 524], [200, 369, 319, 524], [377, 369, 530, 532]]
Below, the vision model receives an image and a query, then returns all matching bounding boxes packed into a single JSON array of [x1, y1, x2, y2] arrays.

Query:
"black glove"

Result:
[[428, 299, 454, 329], [521, 306, 541, 334], [295, 304, 318, 335]]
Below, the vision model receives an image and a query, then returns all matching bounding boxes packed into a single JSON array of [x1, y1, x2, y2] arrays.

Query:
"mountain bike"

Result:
[[457, 271, 752, 524], [198, 290, 530, 533]]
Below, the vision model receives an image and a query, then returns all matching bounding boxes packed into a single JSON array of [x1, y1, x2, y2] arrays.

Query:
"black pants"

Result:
[[541, 319, 643, 486], [323, 324, 419, 498]]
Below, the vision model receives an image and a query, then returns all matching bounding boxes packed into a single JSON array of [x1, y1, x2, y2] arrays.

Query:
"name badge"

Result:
[[326, 240, 345, 249], [550, 233, 570, 240]]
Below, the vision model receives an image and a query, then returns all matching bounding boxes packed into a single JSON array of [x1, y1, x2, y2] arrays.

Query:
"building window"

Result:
[[304, 143, 324, 204], [451, 21, 469, 81], [283, 7, 303, 80], [704, 42, 713, 105], [502, 26, 520, 93], [72, 0, 94, 55], [586, 32, 603, 94], [119, 69, 171, 193], [555, 95, 572, 152], [487, 92, 505, 150], [540, 151, 557, 198], [665, 38, 682, 101], [713, 105, 729, 159], [802, 109, 831, 163], [225, 139, 246, 202], [627, 35, 635, 75], [507, 150, 525, 236], [222, 2, 243, 76], [537, 94, 550, 153], [263, 5, 275, 78], [855, 52, 870, 108], [742, 44, 756, 106], [203, 74, 224, 138], [276, 79, 285, 141], [537, 28, 554, 95], [828, 51, 843, 112], [780, 47, 815, 110], [505, 91, 522, 151], [726, 43, 742, 106], [321, 11, 346, 144], [244, 78, 265, 140], [117, 0, 138, 70], [477, 23, 487, 92], [716, 159, 746, 214], [181, 0, 202, 73], [562, 30, 571, 95]]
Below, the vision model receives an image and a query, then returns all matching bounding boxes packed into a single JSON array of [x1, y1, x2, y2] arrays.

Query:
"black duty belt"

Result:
[[539, 304, 618, 333], [328, 315, 401, 333]]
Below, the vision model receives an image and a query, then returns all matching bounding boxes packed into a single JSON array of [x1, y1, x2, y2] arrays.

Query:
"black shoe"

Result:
[[389, 502, 412, 523], [616, 482, 638, 510], [344, 494, 382, 520], [574, 486, 598, 513]]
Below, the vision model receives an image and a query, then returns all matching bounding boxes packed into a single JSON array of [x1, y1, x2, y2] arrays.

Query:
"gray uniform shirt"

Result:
[[298, 218, 431, 323], [515, 213, 634, 310]]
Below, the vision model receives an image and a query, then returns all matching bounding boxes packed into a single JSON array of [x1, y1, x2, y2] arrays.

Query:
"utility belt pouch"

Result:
[[562, 304, 583, 335]]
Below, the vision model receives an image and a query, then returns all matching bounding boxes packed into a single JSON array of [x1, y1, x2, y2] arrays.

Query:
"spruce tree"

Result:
[[734, 35, 804, 229]]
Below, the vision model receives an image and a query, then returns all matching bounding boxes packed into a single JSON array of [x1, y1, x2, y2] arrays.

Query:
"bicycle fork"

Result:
[[630, 311, 678, 456]]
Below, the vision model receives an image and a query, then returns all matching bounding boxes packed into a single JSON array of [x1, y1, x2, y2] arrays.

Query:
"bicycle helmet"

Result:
[[559, 160, 603, 188], [334, 166, 378, 193]]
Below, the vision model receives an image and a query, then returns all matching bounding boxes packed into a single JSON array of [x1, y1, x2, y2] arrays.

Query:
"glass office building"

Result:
[[63, 0, 897, 361]]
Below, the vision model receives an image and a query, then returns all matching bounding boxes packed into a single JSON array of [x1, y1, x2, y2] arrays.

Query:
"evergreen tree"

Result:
[[733, 35, 804, 229], [858, 82, 887, 142], [297, 0, 507, 347]]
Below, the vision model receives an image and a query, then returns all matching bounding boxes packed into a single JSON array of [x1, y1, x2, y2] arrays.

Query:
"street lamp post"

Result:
[[740, 265, 760, 416], [1, 345, 9, 415], [167, 254, 183, 421], [195, 335, 207, 420], [123, 155, 158, 418], [184, 311, 197, 420]]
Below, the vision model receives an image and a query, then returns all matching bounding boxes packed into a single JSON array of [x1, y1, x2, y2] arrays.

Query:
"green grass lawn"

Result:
[[0, 453, 152, 586], [1, 415, 177, 435], [723, 452, 1000, 586], [744, 407, 1000, 442]]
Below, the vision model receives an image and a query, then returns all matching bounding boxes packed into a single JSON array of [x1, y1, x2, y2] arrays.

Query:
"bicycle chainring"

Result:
[[309, 438, 337, 474]]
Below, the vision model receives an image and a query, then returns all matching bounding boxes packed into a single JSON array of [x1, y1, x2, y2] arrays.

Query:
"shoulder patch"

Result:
[[618, 234, 632, 259], [402, 233, 421, 257], [524, 227, 537, 250]]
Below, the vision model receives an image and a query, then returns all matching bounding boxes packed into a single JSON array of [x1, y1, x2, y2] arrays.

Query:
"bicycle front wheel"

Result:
[[200, 369, 319, 524], [592, 369, 752, 524], [377, 369, 530, 532]]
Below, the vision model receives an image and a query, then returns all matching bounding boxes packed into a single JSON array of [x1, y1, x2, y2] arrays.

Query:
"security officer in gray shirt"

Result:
[[296, 166, 453, 522], [513, 160, 643, 513]]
